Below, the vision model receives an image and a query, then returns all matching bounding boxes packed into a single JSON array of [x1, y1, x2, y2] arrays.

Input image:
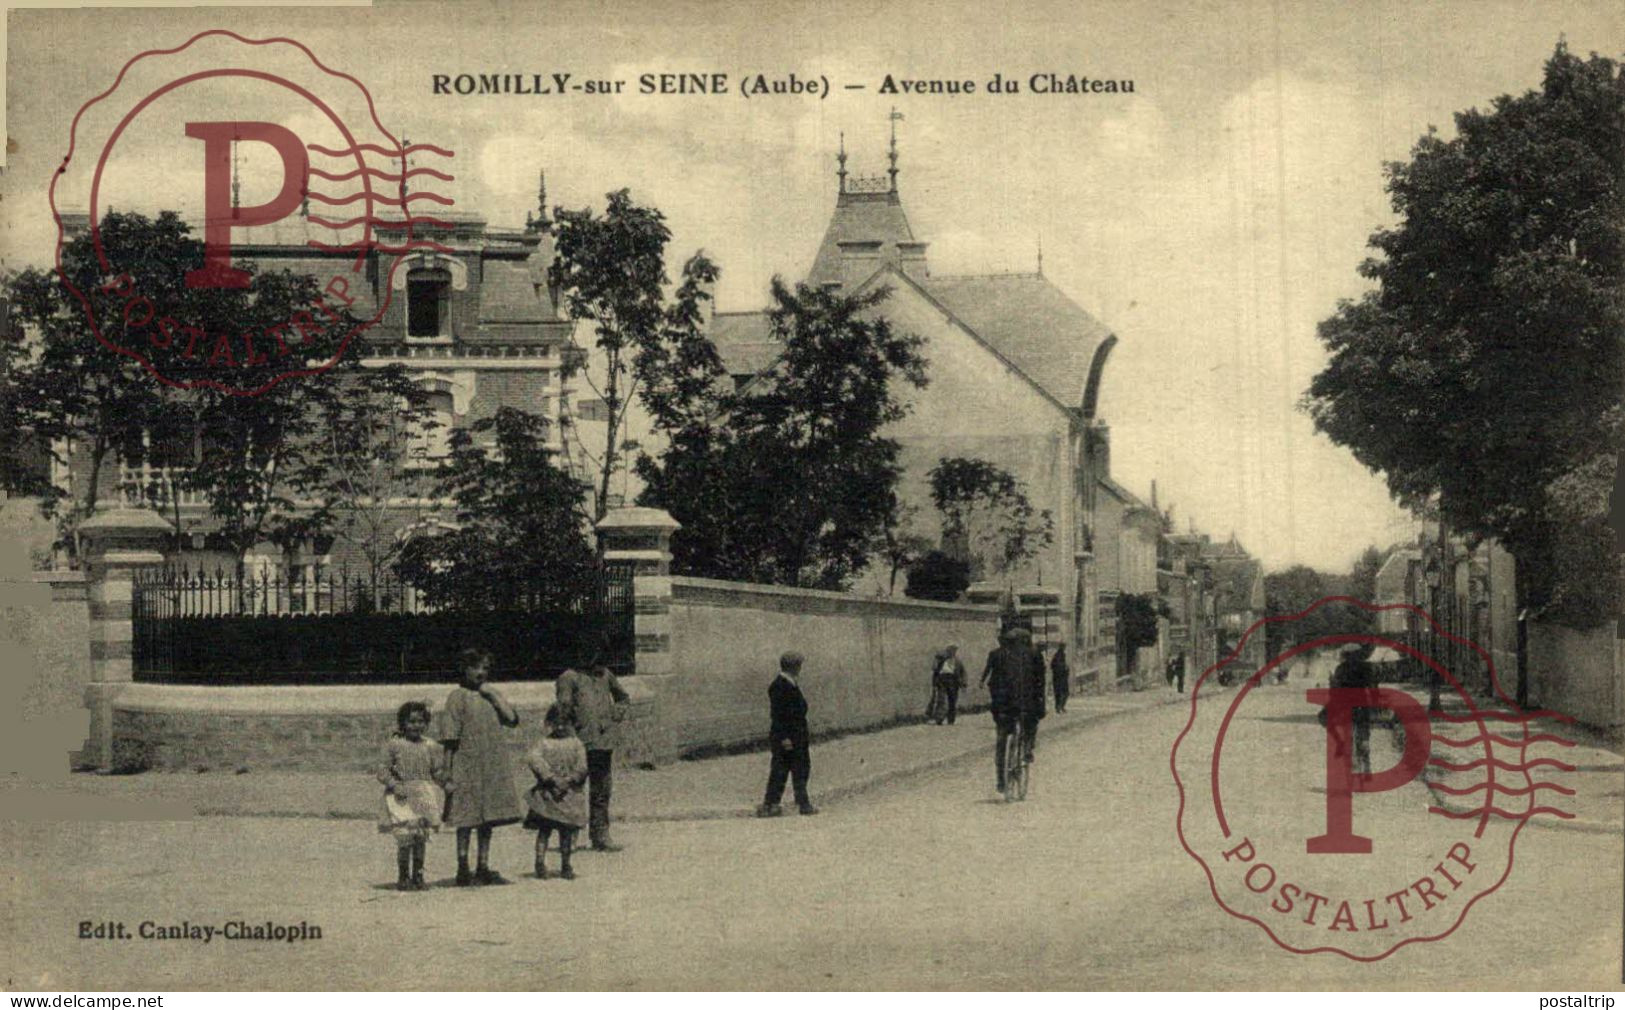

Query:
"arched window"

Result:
[[409, 387, 456, 462]]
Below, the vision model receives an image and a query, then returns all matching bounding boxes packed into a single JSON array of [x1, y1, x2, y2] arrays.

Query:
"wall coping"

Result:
[[110, 679, 654, 717], [669, 575, 998, 619]]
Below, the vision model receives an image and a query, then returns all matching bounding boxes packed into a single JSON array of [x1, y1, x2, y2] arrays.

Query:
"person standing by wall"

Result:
[[757, 651, 817, 817], [1050, 644, 1071, 713], [556, 650, 631, 852], [931, 645, 968, 725]]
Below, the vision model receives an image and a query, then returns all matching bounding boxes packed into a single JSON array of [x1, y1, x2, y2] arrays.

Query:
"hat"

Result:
[[779, 651, 805, 670]]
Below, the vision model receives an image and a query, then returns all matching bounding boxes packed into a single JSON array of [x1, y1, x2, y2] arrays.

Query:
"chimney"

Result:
[[1087, 421, 1111, 483], [837, 240, 883, 291], [897, 241, 929, 279]]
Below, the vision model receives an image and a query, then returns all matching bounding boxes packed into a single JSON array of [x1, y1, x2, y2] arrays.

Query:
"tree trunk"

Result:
[[596, 352, 622, 523]]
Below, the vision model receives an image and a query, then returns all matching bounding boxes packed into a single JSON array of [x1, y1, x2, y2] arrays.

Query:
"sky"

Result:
[[4, 0, 1621, 573]]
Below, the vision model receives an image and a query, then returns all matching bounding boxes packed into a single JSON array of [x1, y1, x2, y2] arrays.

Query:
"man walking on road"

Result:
[[930, 645, 968, 725], [556, 652, 631, 852], [758, 651, 818, 817], [981, 626, 1046, 794]]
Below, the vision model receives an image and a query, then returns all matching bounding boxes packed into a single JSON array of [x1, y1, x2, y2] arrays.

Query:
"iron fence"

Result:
[[132, 563, 635, 684]]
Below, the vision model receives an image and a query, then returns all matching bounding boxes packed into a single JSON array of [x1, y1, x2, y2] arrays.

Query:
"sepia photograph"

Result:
[[1, 0, 1621, 993]]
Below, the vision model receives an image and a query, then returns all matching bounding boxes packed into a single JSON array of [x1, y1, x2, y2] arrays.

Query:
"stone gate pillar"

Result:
[[596, 506, 678, 678], [78, 505, 171, 770]]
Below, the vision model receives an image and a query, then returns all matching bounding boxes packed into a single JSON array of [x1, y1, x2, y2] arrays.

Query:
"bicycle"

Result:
[[1002, 719, 1031, 802]]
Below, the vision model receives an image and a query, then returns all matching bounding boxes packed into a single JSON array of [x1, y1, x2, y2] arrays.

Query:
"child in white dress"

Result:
[[523, 705, 588, 880], [377, 701, 448, 890]]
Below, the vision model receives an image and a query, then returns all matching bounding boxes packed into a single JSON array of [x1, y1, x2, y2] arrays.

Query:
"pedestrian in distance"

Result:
[[523, 704, 589, 881], [440, 647, 523, 886], [929, 644, 968, 725], [1168, 651, 1186, 694], [556, 645, 632, 851], [757, 650, 818, 817], [1050, 644, 1070, 713], [377, 701, 449, 891]]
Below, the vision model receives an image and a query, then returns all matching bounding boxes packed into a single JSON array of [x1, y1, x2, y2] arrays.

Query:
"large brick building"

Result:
[[55, 195, 577, 583]]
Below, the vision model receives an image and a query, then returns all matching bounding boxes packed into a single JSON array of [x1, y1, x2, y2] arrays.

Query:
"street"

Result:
[[4, 689, 1619, 990]]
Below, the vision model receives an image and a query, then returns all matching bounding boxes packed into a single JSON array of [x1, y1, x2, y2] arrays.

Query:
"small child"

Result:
[[377, 701, 448, 891], [523, 704, 588, 880]]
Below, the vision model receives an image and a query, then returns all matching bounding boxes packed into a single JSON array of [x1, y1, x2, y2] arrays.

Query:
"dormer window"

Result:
[[406, 267, 452, 340]]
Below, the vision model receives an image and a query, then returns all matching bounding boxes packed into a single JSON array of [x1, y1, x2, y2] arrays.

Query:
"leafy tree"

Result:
[[904, 549, 971, 602], [296, 372, 439, 592], [1117, 592, 1161, 650], [7, 211, 442, 566], [395, 407, 596, 610], [549, 190, 717, 520], [637, 279, 928, 589], [927, 456, 1055, 583], [1348, 545, 1386, 615], [1303, 43, 1623, 628], [874, 502, 933, 596], [0, 272, 57, 503], [6, 216, 178, 549]]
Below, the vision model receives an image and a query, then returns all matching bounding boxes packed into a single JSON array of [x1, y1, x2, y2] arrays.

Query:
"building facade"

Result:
[[711, 139, 1131, 687], [55, 200, 576, 583]]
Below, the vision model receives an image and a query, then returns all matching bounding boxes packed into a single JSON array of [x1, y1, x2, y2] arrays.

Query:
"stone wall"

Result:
[[655, 576, 999, 756], [106, 681, 660, 773], [1528, 619, 1623, 729], [1, 571, 91, 774]]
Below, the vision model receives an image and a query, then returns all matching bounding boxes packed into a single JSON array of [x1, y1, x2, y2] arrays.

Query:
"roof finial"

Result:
[[887, 108, 903, 193], [398, 132, 413, 238], [528, 169, 550, 233], [1036, 231, 1043, 276], [837, 131, 848, 194], [230, 131, 241, 218]]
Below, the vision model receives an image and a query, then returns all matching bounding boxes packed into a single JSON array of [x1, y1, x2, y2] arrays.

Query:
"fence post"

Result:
[[595, 507, 678, 677], [78, 504, 171, 771]]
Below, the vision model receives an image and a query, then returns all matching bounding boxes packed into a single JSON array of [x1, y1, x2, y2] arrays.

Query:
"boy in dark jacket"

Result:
[[757, 651, 817, 817]]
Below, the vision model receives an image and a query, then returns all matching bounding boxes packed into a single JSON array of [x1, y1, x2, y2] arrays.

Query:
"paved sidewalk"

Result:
[[1404, 689, 1623, 835], [3, 689, 1183, 823]]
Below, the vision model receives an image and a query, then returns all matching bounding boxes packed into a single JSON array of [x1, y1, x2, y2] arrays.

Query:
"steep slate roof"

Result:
[[806, 189, 918, 288], [1097, 474, 1154, 514], [1212, 557, 1263, 611], [708, 311, 778, 377], [922, 273, 1113, 409], [480, 259, 550, 323]]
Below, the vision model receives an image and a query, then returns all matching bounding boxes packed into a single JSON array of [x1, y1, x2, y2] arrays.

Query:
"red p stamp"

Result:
[[1171, 597, 1577, 960], [49, 29, 455, 396]]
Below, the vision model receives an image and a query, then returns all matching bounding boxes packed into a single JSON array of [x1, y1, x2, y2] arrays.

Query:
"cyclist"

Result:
[[980, 623, 1047, 794]]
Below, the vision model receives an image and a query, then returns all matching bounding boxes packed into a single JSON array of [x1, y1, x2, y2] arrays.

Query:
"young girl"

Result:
[[377, 701, 448, 891], [440, 647, 523, 886], [523, 704, 588, 880]]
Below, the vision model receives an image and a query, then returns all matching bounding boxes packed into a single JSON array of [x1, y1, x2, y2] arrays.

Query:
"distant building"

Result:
[[1181, 532, 1266, 673]]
